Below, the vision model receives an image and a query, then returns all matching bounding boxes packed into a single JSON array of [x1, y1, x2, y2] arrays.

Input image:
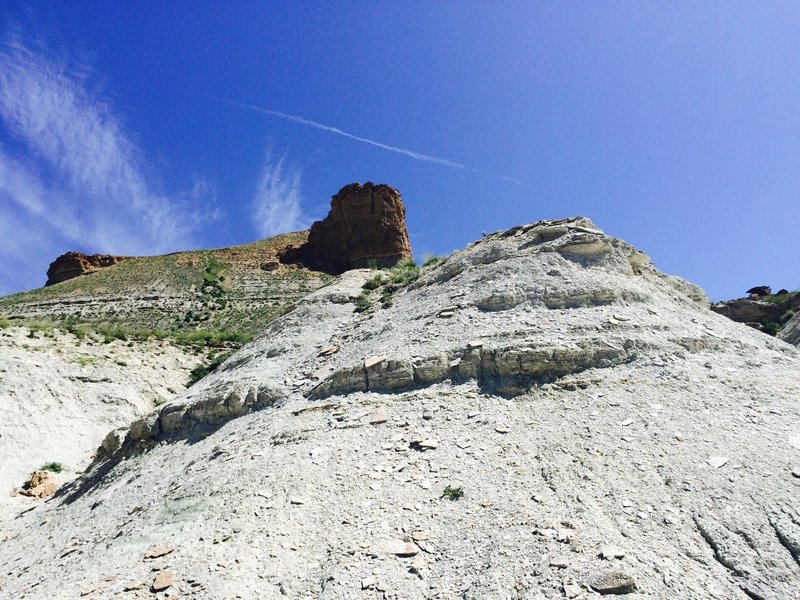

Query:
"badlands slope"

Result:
[[0, 326, 200, 520], [1, 218, 799, 599]]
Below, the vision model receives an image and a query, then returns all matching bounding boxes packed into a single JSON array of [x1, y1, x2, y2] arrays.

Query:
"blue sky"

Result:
[[1, 2, 798, 300]]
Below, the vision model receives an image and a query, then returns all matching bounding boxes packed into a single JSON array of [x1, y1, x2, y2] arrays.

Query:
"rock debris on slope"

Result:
[[0, 217, 799, 600]]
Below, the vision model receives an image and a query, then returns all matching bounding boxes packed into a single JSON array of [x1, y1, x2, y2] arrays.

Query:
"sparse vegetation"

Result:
[[75, 356, 97, 367], [25, 321, 54, 338], [388, 258, 421, 286], [40, 462, 63, 473], [422, 253, 443, 267], [0, 231, 325, 345], [354, 291, 371, 313], [187, 350, 234, 386], [363, 273, 387, 290], [761, 319, 781, 336], [0, 317, 9, 329], [761, 291, 798, 305], [441, 485, 464, 500], [174, 330, 251, 347]]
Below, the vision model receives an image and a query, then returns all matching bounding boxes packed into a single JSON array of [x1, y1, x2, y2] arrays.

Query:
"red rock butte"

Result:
[[280, 182, 413, 273]]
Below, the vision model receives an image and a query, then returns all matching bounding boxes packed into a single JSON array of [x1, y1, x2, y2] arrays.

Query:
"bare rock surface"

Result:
[[282, 182, 412, 273], [1, 217, 799, 599], [45, 251, 131, 286], [0, 325, 199, 519], [778, 312, 800, 347]]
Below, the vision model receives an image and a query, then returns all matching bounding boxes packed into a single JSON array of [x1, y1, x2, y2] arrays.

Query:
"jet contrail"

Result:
[[220, 98, 464, 169]]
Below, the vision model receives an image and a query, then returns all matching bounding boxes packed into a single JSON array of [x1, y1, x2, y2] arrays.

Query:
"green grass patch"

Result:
[[40, 462, 63, 473]]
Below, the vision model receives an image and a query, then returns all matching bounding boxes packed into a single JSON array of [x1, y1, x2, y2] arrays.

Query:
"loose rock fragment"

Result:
[[588, 569, 636, 594], [706, 456, 729, 469], [144, 546, 174, 559], [563, 580, 582, 598], [152, 570, 173, 592], [318, 344, 339, 356], [124, 580, 144, 591], [369, 410, 388, 425], [364, 355, 386, 369], [601, 545, 626, 559]]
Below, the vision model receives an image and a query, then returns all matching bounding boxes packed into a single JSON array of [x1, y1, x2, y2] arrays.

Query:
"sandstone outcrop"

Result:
[[17, 470, 57, 499], [281, 182, 412, 273], [46, 251, 130, 286]]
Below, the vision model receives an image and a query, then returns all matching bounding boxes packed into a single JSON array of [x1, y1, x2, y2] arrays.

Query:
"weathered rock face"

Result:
[[282, 182, 412, 273], [711, 292, 800, 341], [17, 470, 58, 499], [46, 251, 130, 286]]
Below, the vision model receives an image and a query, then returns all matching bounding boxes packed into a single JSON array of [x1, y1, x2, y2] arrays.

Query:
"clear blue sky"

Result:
[[1, 2, 798, 300]]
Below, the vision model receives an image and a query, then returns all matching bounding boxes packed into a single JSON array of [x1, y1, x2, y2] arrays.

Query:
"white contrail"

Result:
[[221, 99, 465, 169]]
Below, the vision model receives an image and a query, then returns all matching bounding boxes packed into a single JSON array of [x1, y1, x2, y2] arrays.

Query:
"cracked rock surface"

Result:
[[1, 217, 799, 599]]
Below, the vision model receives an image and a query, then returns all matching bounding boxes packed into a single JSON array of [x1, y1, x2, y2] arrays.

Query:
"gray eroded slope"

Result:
[[1, 218, 798, 599], [0, 326, 199, 520]]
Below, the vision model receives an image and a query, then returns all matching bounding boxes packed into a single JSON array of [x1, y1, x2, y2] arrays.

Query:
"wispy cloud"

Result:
[[251, 152, 309, 237], [220, 98, 529, 188], [0, 37, 213, 262], [0, 35, 217, 293]]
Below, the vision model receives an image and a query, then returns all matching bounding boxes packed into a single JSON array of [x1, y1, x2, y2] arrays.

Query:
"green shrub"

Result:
[[41, 462, 63, 473], [761, 319, 781, 336], [380, 284, 398, 308], [363, 274, 386, 290], [354, 291, 371, 313], [0, 318, 9, 329], [187, 350, 234, 386], [389, 258, 421, 286], [441, 485, 464, 501]]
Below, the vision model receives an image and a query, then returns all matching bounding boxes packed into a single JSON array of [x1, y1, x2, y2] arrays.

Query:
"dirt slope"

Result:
[[1, 218, 798, 599]]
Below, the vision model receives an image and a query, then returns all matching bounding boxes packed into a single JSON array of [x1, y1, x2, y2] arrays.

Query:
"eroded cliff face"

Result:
[[46, 252, 131, 286], [281, 182, 412, 273]]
